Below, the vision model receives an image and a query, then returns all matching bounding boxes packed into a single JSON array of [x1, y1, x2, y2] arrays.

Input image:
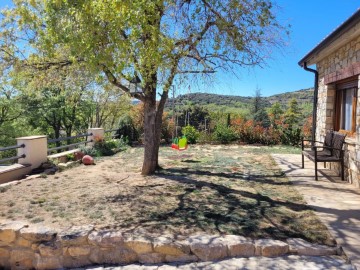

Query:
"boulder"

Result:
[[153, 236, 190, 256], [82, 155, 94, 165], [287, 238, 337, 256], [59, 225, 93, 246], [255, 239, 289, 257], [20, 226, 57, 243], [223, 235, 255, 257], [185, 234, 228, 261]]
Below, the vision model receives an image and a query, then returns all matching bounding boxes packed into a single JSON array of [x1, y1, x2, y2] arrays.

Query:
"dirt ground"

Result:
[[0, 145, 334, 245]]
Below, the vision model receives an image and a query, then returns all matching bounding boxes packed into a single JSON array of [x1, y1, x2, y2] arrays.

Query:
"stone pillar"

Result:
[[87, 128, 105, 147], [16, 135, 48, 169]]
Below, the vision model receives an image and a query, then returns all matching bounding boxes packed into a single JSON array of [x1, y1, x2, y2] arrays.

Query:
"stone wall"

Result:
[[315, 33, 360, 187], [0, 222, 338, 270]]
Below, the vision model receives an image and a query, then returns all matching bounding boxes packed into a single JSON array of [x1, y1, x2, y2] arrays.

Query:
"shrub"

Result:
[[182, 125, 200, 144], [79, 145, 100, 157], [197, 131, 213, 144], [214, 124, 237, 144], [281, 127, 302, 146], [66, 153, 75, 161], [116, 115, 138, 144]]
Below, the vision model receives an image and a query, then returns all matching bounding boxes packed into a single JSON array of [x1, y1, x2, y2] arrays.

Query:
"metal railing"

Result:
[[47, 132, 93, 153], [0, 144, 26, 165]]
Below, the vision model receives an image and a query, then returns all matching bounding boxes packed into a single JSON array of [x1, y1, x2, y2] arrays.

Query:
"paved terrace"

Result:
[[273, 154, 360, 270]]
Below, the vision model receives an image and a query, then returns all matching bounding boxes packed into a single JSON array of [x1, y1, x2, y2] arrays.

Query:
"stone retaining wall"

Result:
[[0, 222, 339, 269]]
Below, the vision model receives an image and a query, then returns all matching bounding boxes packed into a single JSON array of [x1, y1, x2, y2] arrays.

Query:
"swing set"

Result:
[[171, 136, 188, 151]]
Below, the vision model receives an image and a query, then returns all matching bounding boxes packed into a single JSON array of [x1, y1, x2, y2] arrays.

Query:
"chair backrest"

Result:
[[332, 132, 346, 158], [324, 130, 334, 147]]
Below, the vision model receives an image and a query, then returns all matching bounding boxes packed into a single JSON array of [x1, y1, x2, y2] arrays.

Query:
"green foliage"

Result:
[[253, 108, 271, 128], [177, 105, 210, 130], [280, 127, 302, 146], [116, 115, 138, 144], [197, 131, 213, 144], [66, 153, 75, 161], [214, 124, 237, 144], [1, 0, 288, 174], [182, 125, 200, 144], [284, 98, 302, 128], [106, 137, 128, 151], [79, 145, 100, 157]]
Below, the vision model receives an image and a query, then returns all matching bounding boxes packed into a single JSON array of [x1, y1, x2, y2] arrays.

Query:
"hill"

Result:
[[165, 88, 314, 116]]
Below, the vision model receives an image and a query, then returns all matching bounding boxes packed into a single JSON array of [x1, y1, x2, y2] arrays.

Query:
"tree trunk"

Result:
[[141, 96, 159, 175]]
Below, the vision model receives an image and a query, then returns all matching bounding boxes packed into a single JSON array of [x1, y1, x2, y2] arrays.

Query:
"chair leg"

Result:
[[302, 154, 304, 168], [315, 161, 318, 181], [341, 159, 345, 181], [324, 162, 326, 168]]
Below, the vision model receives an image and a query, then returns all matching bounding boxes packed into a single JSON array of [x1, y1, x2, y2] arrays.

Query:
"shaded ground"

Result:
[[0, 145, 334, 245]]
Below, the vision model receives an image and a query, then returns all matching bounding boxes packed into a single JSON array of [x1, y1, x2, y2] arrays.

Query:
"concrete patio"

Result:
[[273, 154, 360, 270]]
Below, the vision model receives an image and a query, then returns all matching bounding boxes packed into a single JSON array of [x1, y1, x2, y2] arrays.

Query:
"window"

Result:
[[334, 80, 358, 134]]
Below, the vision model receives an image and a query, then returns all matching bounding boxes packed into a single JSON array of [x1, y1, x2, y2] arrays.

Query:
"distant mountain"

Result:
[[166, 88, 314, 113]]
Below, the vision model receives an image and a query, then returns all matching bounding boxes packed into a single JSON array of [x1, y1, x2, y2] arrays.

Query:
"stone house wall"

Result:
[[315, 34, 360, 187]]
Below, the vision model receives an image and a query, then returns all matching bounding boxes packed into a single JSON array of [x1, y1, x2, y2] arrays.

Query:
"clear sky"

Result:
[[206, 0, 360, 97], [1, 0, 359, 97]]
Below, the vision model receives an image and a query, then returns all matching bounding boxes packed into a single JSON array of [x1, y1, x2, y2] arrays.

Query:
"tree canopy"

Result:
[[0, 0, 288, 174]]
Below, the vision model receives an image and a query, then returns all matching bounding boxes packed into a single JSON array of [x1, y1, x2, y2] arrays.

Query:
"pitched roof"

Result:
[[298, 8, 360, 67]]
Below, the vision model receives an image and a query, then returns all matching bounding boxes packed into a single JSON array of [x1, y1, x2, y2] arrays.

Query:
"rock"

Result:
[[287, 238, 337, 256], [255, 239, 289, 257], [165, 254, 198, 263], [89, 247, 102, 263], [68, 246, 91, 257], [44, 168, 57, 175], [20, 226, 57, 242], [82, 155, 94, 165], [25, 174, 42, 180], [88, 230, 124, 247], [10, 249, 35, 269], [101, 248, 138, 264], [185, 234, 228, 261], [0, 228, 16, 245], [34, 254, 63, 270], [38, 242, 62, 257], [153, 236, 190, 256], [138, 253, 165, 264], [0, 247, 10, 258], [16, 237, 32, 247], [40, 162, 54, 170], [124, 235, 153, 254], [62, 255, 92, 269], [0, 221, 28, 245], [59, 225, 93, 246], [74, 152, 85, 161], [223, 235, 255, 257]]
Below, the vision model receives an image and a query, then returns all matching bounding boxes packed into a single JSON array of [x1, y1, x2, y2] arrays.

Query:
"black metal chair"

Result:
[[302, 131, 346, 181]]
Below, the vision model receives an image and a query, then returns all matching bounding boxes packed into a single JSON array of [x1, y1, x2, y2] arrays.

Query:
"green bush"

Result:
[[197, 131, 213, 144], [79, 145, 100, 157], [106, 137, 128, 151], [280, 127, 302, 146], [214, 124, 237, 144], [182, 125, 200, 144], [116, 115, 138, 144]]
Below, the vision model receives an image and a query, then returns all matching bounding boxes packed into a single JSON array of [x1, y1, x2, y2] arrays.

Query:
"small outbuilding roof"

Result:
[[298, 8, 360, 67]]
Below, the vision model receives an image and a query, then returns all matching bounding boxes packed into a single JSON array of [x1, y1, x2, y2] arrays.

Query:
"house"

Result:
[[298, 9, 360, 187]]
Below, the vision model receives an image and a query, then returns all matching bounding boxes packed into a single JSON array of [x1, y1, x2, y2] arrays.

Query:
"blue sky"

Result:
[[1, 1, 359, 97], [207, 0, 360, 97]]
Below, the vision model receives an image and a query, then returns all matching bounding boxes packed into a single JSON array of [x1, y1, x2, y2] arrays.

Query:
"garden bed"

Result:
[[0, 145, 334, 245]]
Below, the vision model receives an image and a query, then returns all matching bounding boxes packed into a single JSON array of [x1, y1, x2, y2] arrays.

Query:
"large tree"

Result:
[[1, 0, 287, 175]]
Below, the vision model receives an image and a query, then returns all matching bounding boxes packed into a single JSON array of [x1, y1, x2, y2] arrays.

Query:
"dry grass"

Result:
[[0, 144, 334, 245]]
